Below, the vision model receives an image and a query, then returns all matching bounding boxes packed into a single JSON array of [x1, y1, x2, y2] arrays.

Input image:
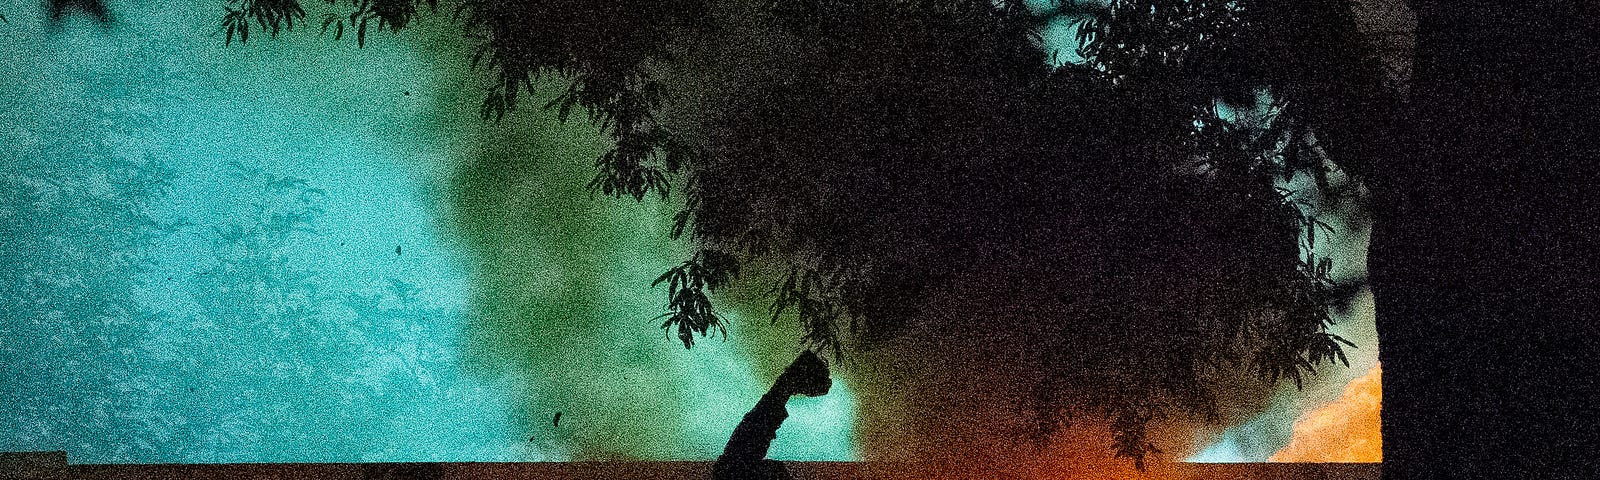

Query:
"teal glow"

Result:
[[1, 0, 855, 463], [1187, 430, 1251, 463]]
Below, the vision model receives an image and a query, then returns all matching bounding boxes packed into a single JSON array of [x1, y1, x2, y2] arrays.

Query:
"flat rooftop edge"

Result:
[[2, 452, 1380, 479]]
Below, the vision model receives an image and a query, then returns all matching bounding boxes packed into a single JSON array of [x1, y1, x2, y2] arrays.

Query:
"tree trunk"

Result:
[[1372, 2, 1598, 478]]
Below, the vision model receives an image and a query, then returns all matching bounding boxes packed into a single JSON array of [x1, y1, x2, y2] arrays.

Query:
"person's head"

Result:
[[779, 350, 831, 397]]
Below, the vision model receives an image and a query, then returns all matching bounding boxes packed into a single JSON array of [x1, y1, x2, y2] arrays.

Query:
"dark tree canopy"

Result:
[[222, 0, 1394, 465]]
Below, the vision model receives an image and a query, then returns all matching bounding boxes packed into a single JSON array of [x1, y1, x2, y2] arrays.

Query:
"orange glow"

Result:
[[1268, 364, 1382, 462], [852, 421, 1168, 480], [1024, 423, 1165, 480]]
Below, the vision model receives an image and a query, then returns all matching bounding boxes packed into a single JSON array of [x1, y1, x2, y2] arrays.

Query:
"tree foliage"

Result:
[[221, 0, 1396, 464]]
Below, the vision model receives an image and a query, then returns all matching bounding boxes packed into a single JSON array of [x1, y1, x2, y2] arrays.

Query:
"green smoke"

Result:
[[442, 75, 856, 460]]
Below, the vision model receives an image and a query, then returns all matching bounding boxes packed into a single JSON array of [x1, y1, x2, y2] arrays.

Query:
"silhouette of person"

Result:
[[713, 350, 832, 480]]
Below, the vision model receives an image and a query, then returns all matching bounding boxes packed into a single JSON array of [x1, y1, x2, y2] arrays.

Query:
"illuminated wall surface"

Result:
[[1, 1, 1379, 465]]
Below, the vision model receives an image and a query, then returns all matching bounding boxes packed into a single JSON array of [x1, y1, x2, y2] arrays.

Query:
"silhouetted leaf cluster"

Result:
[[455, 0, 708, 202], [220, 0, 436, 46], [666, 0, 1055, 357], [323, 0, 436, 46], [222, 0, 307, 45], [653, 249, 739, 348]]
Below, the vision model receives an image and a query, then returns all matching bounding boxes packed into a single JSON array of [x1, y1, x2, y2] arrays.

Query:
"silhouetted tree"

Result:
[[221, 0, 1393, 466], [1122, 0, 1600, 477]]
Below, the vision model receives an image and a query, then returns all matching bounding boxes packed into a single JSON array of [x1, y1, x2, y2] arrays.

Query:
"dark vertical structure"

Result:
[[1372, 1, 1598, 478]]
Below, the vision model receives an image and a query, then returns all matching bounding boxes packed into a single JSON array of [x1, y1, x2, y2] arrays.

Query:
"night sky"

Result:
[[1, 0, 1381, 466]]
